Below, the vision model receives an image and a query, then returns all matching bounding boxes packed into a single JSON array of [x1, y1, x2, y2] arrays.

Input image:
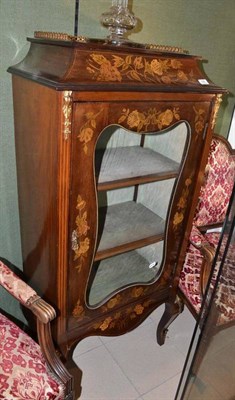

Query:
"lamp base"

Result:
[[100, 1, 137, 46]]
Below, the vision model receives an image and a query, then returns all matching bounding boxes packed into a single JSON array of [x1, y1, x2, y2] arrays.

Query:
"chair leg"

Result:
[[157, 295, 184, 345], [65, 355, 83, 400], [37, 320, 74, 399]]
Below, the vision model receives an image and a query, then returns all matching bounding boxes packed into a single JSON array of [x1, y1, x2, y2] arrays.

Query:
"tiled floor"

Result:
[[72, 305, 196, 400], [183, 325, 235, 400]]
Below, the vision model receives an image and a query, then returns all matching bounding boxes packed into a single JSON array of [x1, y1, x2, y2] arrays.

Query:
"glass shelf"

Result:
[[95, 200, 165, 261], [96, 146, 180, 190], [89, 248, 160, 306]]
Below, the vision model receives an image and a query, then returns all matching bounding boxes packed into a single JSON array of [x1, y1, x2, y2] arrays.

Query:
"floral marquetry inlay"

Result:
[[71, 195, 90, 274], [94, 299, 153, 332], [91, 287, 151, 331], [87, 54, 196, 85], [173, 176, 193, 230], [118, 107, 180, 132], [194, 106, 206, 134], [72, 299, 85, 318], [78, 109, 104, 154]]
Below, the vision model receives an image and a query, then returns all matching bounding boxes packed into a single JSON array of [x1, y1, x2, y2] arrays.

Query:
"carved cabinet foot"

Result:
[[157, 296, 184, 345]]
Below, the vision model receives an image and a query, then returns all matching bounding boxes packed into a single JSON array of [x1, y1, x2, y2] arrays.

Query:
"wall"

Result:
[[78, 0, 235, 134], [0, 0, 75, 319], [0, 0, 234, 319]]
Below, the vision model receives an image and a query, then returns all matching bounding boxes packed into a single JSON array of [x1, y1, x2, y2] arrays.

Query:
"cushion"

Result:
[[180, 231, 235, 326], [0, 261, 37, 306], [189, 225, 208, 248], [0, 313, 65, 399], [214, 242, 235, 326], [179, 232, 220, 314], [179, 242, 206, 314]]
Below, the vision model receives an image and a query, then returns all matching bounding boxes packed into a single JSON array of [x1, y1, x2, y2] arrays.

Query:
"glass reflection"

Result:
[[87, 123, 189, 306], [176, 184, 235, 400]]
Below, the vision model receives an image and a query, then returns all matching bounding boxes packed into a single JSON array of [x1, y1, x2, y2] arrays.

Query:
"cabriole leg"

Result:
[[157, 296, 184, 345]]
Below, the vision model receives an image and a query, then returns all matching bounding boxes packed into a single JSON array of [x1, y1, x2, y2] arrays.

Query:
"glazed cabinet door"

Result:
[[64, 99, 212, 345]]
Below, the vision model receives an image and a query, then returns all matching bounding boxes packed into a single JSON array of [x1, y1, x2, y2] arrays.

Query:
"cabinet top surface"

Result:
[[8, 33, 226, 94]]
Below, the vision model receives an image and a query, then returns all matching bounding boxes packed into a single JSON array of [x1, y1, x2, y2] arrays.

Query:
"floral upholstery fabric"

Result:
[[180, 136, 235, 325], [179, 242, 205, 314], [194, 138, 235, 228], [0, 312, 64, 399], [180, 232, 235, 325], [214, 242, 235, 326], [204, 232, 221, 249], [189, 225, 208, 248], [0, 261, 37, 306], [179, 233, 220, 315]]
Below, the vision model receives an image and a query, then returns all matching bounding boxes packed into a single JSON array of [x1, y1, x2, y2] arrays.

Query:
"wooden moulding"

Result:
[[7, 36, 227, 94]]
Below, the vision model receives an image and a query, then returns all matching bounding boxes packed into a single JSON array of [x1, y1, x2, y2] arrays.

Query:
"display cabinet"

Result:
[[8, 33, 225, 357]]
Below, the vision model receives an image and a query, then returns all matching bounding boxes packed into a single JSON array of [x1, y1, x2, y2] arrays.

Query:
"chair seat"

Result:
[[179, 232, 220, 315], [0, 312, 65, 399], [179, 242, 209, 314], [179, 231, 235, 326], [214, 243, 235, 326]]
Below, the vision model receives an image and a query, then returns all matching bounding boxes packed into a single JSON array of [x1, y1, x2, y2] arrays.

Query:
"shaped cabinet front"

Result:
[[66, 100, 211, 345]]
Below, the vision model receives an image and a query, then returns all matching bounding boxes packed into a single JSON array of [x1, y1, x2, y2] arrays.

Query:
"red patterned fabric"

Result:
[[0, 312, 64, 399], [180, 136, 235, 325], [194, 138, 235, 227], [189, 225, 208, 248], [0, 261, 37, 306], [180, 231, 235, 325], [214, 242, 235, 326], [179, 233, 220, 315], [204, 232, 221, 249], [179, 243, 204, 314]]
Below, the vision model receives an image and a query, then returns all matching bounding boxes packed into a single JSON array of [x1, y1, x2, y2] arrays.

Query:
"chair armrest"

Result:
[[199, 242, 216, 297], [0, 260, 56, 323], [189, 226, 216, 299], [0, 260, 74, 398], [189, 225, 208, 248]]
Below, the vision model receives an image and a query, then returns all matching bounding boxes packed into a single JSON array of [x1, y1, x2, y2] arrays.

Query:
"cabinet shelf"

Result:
[[95, 201, 165, 261], [89, 250, 158, 306], [96, 146, 179, 191]]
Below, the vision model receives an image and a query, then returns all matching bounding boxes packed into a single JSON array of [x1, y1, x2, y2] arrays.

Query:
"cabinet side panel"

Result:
[[12, 76, 59, 302]]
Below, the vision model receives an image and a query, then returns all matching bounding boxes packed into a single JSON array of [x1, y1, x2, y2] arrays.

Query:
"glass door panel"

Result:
[[87, 122, 189, 306], [175, 184, 235, 400]]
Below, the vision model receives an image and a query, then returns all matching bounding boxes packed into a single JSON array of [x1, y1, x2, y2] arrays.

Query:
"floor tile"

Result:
[[165, 308, 196, 356], [197, 339, 235, 399], [182, 375, 223, 400], [142, 373, 181, 400], [73, 345, 139, 400], [207, 325, 235, 355], [73, 335, 103, 356], [104, 322, 186, 395]]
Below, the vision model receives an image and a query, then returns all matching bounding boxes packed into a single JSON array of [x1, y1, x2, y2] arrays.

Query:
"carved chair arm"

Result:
[[189, 226, 216, 300], [199, 242, 216, 298], [0, 260, 74, 398], [0, 260, 55, 323]]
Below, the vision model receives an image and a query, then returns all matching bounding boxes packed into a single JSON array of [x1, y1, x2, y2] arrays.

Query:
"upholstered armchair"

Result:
[[157, 134, 235, 343], [0, 259, 74, 399], [179, 134, 235, 318]]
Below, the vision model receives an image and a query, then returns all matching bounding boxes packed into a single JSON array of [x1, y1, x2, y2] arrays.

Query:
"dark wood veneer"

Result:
[[9, 36, 225, 362]]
